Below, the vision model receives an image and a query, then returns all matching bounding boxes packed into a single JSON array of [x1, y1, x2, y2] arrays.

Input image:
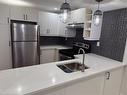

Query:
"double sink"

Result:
[[57, 62, 89, 73]]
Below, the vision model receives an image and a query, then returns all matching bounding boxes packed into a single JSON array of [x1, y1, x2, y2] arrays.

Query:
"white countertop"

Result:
[[40, 45, 72, 50], [0, 54, 126, 95]]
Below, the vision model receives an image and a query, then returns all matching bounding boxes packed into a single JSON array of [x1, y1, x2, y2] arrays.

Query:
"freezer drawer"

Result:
[[11, 23, 38, 41], [12, 42, 39, 68]]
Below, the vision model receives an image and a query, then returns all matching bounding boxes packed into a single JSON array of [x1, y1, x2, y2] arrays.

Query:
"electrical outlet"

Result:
[[97, 42, 100, 47]]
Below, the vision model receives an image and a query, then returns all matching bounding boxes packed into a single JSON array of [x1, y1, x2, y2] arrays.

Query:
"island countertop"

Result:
[[0, 54, 125, 95], [40, 45, 72, 50]]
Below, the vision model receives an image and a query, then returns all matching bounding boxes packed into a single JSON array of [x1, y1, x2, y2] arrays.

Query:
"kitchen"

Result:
[[0, 0, 127, 95]]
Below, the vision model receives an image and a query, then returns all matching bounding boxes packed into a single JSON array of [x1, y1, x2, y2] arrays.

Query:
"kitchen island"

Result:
[[0, 54, 125, 95]]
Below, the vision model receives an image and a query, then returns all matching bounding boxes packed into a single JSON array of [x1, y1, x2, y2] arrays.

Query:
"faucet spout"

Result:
[[78, 48, 85, 72]]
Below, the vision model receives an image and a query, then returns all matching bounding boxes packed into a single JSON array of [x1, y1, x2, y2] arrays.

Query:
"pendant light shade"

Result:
[[60, 1, 71, 11], [60, 0, 71, 23], [93, 0, 103, 26]]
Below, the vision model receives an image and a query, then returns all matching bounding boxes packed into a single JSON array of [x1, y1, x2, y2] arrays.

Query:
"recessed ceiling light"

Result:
[[54, 8, 58, 10], [0, 0, 32, 6]]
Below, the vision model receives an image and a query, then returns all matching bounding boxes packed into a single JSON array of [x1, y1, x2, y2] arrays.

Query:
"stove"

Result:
[[59, 43, 91, 61]]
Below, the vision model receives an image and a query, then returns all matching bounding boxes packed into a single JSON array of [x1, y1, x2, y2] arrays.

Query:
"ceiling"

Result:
[[0, 0, 127, 12]]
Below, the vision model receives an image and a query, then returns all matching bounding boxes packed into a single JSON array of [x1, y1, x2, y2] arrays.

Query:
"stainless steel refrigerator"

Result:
[[11, 21, 40, 68]]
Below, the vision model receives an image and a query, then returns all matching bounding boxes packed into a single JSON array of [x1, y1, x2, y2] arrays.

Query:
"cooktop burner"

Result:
[[59, 43, 91, 58]]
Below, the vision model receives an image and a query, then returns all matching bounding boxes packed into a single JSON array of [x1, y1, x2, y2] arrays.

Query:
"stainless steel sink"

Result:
[[57, 62, 89, 73]]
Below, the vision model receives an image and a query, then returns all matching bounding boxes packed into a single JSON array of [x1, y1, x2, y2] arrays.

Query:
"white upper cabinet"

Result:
[[39, 11, 59, 36], [83, 10, 102, 41], [10, 6, 26, 21], [58, 14, 76, 38], [68, 8, 102, 40], [69, 8, 86, 24], [0, 5, 10, 24], [58, 20, 66, 37], [25, 8, 38, 22], [48, 12, 59, 36], [10, 6, 38, 22], [39, 11, 76, 37]]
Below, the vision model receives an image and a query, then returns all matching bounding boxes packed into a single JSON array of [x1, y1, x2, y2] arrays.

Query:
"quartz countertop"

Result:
[[40, 45, 72, 50], [0, 54, 125, 95]]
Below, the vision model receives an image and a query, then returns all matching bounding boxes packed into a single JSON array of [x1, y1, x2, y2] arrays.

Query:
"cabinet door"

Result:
[[39, 12, 49, 36], [90, 16, 102, 40], [55, 49, 59, 61], [77, 8, 86, 23], [10, 6, 26, 21], [0, 25, 11, 70], [58, 19, 66, 37], [70, 10, 77, 23], [66, 28, 76, 37], [103, 68, 123, 95], [124, 66, 127, 95], [40, 49, 56, 64], [120, 66, 127, 95], [74, 8, 85, 23], [48, 13, 59, 36], [39, 11, 58, 36], [0, 5, 10, 24], [25, 8, 38, 22], [65, 75, 105, 95], [70, 8, 85, 24]]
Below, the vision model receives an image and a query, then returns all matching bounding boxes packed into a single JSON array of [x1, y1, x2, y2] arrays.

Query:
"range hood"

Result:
[[66, 23, 84, 29]]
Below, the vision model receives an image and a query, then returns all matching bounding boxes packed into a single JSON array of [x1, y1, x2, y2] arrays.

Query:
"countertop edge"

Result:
[[25, 63, 124, 95]]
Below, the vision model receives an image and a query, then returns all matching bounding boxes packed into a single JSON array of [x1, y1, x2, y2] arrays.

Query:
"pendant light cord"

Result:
[[98, 2, 100, 10]]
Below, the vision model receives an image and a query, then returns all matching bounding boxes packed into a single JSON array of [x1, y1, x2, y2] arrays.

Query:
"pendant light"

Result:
[[93, 0, 103, 26], [60, 0, 71, 23]]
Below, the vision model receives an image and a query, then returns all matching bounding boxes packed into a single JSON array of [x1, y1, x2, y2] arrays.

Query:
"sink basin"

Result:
[[57, 62, 89, 73]]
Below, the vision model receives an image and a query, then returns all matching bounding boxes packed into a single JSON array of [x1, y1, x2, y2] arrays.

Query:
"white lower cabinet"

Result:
[[65, 75, 104, 95], [66, 68, 123, 95], [120, 66, 127, 95], [103, 68, 123, 95], [32, 68, 123, 95], [0, 25, 11, 70], [124, 67, 127, 95], [65, 68, 123, 95], [40, 49, 57, 64]]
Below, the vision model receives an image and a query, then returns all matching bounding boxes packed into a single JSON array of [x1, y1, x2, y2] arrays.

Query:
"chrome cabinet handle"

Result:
[[7, 17, 10, 24], [37, 25, 40, 64], [9, 41, 11, 47], [26, 14, 28, 20], [105, 72, 111, 80], [23, 14, 25, 20], [46, 29, 50, 34]]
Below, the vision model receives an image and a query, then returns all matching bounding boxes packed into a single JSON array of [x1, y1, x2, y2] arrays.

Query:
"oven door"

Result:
[[59, 53, 73, 61]]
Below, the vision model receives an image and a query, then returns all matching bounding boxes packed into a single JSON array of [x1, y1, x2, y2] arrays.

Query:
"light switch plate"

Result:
[[97, 42, 100, 47]]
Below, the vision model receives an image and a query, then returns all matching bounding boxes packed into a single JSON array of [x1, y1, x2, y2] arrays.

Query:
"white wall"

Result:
[[123, 39, 127, 64]]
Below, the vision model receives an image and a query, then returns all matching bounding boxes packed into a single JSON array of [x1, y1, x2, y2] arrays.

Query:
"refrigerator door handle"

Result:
[[37, 25, 40, 64]]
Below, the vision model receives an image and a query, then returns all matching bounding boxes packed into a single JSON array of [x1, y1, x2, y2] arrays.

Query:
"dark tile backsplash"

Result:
[[40, 8, 127, 62], [40, 28, 84, 47], [40, 36, 64, 45], [90, 8, 127, 62]]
